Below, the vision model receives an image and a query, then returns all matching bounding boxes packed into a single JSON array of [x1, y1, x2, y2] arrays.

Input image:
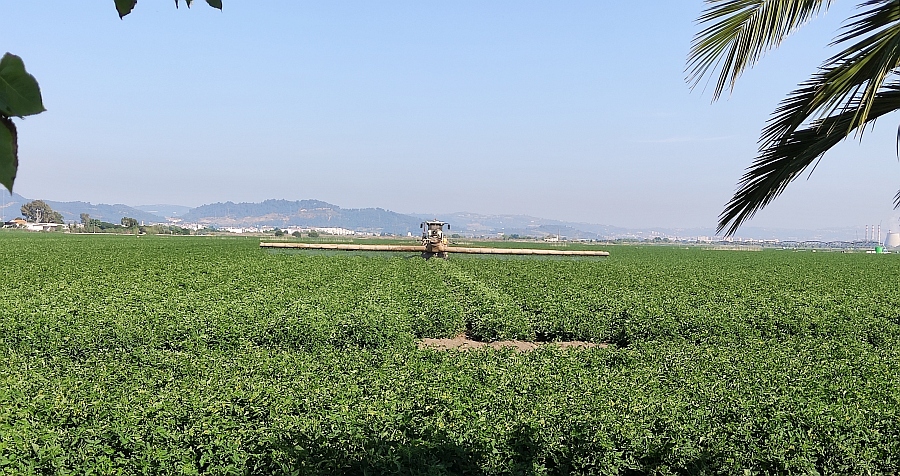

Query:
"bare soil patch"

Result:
[[418, 335, 604, 352]]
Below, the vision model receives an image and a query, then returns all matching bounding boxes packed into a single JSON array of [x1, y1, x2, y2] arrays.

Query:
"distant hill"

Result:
[[0, 192, 29, 222], [45, 201, 165, 224], [178, 199, 422, 235], [178, 201, 626, 238], [0, 192, 166, 224], [0, 191, 867, 241], [419, 212, 628, 239]]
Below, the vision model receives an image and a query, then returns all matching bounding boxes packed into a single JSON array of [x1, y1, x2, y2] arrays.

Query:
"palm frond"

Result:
[[718, 83, 900, 235], [687, 0, 832, 99], [761, 0, 900, 147]]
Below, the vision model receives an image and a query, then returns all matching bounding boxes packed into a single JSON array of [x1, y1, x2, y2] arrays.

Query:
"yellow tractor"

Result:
[[420, 220, 450, 259]]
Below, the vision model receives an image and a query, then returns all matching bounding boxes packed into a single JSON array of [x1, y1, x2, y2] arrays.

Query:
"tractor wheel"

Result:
[[422, 252, 434, 260]]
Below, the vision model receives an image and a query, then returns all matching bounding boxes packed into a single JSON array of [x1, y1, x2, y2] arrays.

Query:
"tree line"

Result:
[[9, 200, 196, 235]]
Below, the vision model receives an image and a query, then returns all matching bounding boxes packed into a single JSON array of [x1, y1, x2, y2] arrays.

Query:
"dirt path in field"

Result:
[[418, 335, 604, 352]]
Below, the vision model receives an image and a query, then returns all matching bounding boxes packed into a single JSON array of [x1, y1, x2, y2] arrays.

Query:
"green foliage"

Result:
[[688, 1, 900, 235], [4, 237, 900, 473], [687, 0, 831, 101], [120, 217, 138, 228], [308, 230, 319, 237], [81, 220, 187, 235], [0, 116, 15, 191], [0, 53, 45, 192], [177, 0, 223, 10], [0, 53, 45, 118], [91, 219, 118, 230], [3, 1, 223, 191], [116, 0, 222, 18], [19, 199, 63, 223], [114, 0, 137, 18], [145, 224, 192, 235]]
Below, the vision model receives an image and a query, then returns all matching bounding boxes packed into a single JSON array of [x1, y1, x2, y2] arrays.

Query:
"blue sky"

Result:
[[6, 1, 900, 230]]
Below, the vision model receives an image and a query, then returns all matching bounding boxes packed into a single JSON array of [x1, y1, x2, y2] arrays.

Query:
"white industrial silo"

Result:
[[885, 232, 900, 248]]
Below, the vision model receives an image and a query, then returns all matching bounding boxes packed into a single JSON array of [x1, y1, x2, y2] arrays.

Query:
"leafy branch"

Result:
[[690, 0, 900, 235], [114, 0, 222, 19], [0, 53, 45, 192], [0, 0, 222, 193]]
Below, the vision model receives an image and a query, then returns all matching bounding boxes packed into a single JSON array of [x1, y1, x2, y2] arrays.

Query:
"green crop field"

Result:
[[3, 232, 900, 475]]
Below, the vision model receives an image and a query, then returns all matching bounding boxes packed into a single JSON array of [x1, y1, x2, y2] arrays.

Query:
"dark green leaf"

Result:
[[718, 83, 900, 235], [0, 116, 18, 192], [687, 0, 833, 99], [0, 53, 45, 118], [760, 1, 900, 149], [176, 0, 221, 10], [691, 1, 900, 235], [114, 0, 137, 18]]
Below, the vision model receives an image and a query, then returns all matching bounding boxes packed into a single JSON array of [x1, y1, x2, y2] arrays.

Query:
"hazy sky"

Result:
[[6, 1, 900, 230]]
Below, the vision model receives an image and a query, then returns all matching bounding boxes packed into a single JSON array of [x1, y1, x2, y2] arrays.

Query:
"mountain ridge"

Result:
[[0, 192, 872, 241], [0, 193, 164, 224], [178, 199, 422, 235]]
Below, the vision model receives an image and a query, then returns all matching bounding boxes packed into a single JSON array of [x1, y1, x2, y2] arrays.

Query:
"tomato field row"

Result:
[[2, 233, 900, 474]]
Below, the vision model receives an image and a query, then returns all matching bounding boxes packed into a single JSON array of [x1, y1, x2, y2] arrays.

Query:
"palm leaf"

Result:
[[687, 0, 832, 99], [761, 0, 900, 147], [718, 83, 900, 235]]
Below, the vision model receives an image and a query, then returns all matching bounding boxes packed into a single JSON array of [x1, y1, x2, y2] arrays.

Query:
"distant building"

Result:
[[3, 218, 61, 231], [5, 218, 27, 227], [24, 222, 62, 232], [311, 227, 356, 236]]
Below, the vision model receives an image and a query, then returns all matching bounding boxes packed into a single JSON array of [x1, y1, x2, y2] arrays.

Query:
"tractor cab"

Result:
[[421, 220, 449, 243], [420, 220, 450, 258]]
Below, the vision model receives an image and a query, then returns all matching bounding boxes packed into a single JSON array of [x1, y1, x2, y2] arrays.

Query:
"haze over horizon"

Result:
[[7, 2, 900, 231], [3, 189, 895, 243]]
